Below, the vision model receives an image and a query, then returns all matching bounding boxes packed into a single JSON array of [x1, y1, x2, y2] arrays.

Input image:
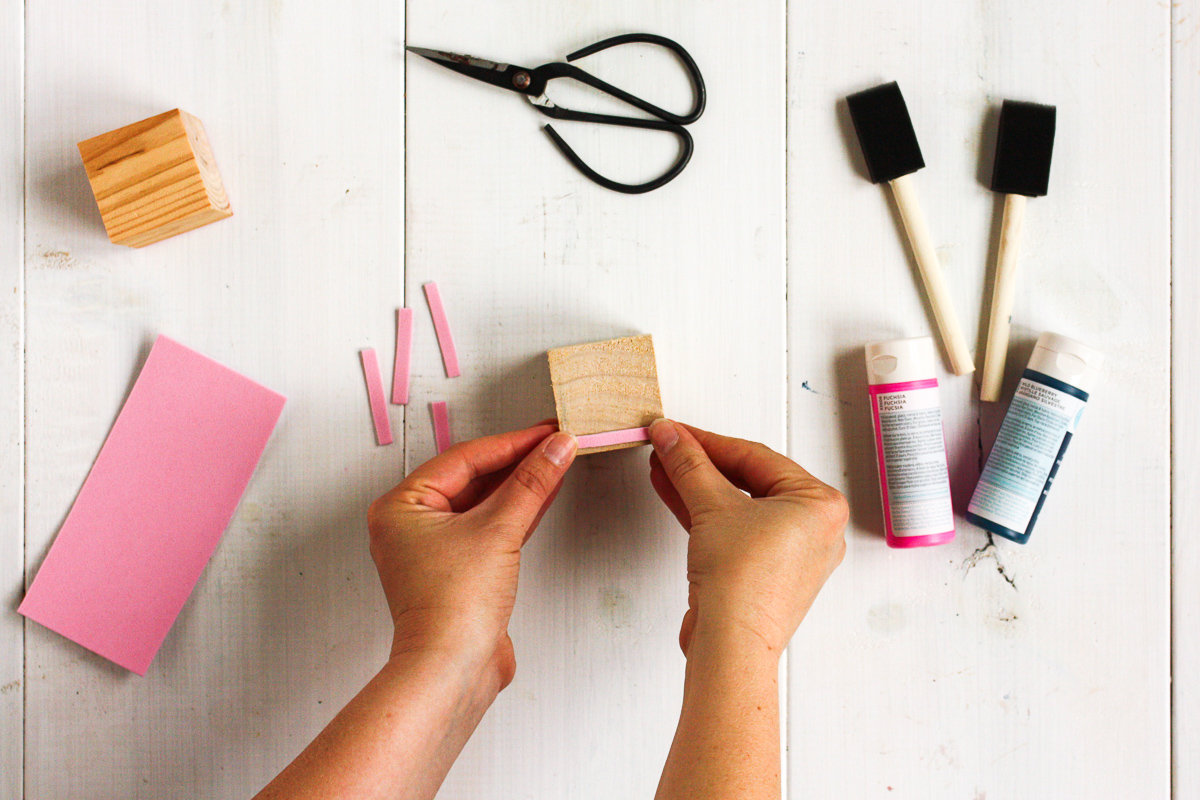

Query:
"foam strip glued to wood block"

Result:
[[77, 109, 232, 248], [547, 334, 663, 455]]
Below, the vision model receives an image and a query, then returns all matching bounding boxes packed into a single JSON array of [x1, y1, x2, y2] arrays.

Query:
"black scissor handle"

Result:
[[564, 33, 705, 125], [542, 122, 693, 195], [529, 34, 704, 193]]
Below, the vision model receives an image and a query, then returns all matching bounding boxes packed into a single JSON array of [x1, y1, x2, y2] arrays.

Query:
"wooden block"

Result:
[[77, 109, 232, 248], [547, 334, 664, 454]]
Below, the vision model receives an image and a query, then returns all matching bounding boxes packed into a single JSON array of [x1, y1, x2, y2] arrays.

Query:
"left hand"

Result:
[[367, 423, 578, 690]]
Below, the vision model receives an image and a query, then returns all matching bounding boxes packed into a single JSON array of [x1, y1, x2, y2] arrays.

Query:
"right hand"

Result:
[[647, 419, 848, 658]]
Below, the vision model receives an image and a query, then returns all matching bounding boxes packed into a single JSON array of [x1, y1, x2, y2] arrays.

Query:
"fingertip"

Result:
[[649, 418, 679, 455], [543, 431, 578, 467]]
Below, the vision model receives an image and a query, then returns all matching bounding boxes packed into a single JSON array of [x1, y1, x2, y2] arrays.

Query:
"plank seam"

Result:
[[20, 0, 27, 797], [781, 1, 791, 797], [1169, 2, 1178, 797]]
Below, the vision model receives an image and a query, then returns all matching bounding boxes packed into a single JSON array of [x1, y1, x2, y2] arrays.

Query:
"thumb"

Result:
[[648, 419, 736, 516], [477, 431, 578, 537]]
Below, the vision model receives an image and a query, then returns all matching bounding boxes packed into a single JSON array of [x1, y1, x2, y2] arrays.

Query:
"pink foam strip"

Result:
[[576, 426, 651, 450], [431, 401, 452, 454], [423, 282, 461, 378], [361, 348, 393, 446], [392, 308, 414, 405], [18, 335, 286, 675]]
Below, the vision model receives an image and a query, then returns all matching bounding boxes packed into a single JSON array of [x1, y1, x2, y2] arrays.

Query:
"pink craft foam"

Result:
[[423, 282, 460, 378], [361, 348, 393, 446], [576, 427, 651, 450], [18, 335, 285, 674], [431, 401, 452, 454], [392, 308, 413, 405]]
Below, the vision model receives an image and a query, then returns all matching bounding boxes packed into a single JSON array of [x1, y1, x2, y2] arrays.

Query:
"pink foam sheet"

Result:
[[576, 427, 651, 450], [361, 348, 393, 446], [431, 401, 452, 454], [392, 308, 414, 405], [17, 335, 286, 675], [423, 282, 461, 378]]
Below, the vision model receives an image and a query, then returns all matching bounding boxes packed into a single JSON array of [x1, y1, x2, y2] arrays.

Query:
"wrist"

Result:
[[383, 641, 505, 713], [686, 611, 784, 668], [391, 605, 502, 663]]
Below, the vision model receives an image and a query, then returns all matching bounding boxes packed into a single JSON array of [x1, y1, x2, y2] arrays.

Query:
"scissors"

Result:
[[406, 33, 706, 194]]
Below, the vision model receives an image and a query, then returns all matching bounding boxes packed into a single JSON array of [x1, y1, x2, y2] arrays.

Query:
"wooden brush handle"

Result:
[[980, 193, 1027, 401], [888, 174, 975, 375]]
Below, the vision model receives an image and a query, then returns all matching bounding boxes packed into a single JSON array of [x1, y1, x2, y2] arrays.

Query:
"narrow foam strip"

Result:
[[361, 348, 393, 446], [431, 401, 452, 454], [423, 282, 460, 378], [392, 308, 414, 404], [576, 426, 651, 450]]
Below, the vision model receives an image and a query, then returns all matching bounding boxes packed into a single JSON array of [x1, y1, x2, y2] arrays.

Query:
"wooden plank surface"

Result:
[[404, 3, 784, 796], [787, 2, 1170, 798], [1, 1, 24, 796], [1173, 1, 1198, 796], [22, 1, 402, 797], [8, 1, 1182, 797]]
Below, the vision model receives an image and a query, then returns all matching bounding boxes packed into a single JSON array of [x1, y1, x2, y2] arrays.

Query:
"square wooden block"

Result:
[[78, 109, 232, 248], [547, 334, 664, 454]]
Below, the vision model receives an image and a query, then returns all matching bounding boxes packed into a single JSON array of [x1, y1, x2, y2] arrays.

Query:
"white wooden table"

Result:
[[1, 2, 1191, 797]]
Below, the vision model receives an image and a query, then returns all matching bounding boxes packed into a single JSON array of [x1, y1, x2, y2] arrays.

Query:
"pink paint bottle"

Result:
[[865, 337, 955, 548]]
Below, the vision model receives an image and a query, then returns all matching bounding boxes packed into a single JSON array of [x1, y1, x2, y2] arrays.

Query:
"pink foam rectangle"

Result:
[[423, 282, 460, 378], [431, 401, 452, 454], [576, 427, 651, 450], [18, 335, 286, 675], [361, 348, 393, 446], [392, 308, 414, 405]]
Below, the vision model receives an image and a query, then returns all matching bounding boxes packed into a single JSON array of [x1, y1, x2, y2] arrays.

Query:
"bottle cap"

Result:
[[864, 336, 938, 386], [1027, 332, 1104, 394]]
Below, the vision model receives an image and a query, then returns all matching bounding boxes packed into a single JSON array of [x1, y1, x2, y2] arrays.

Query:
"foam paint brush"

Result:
[[980, 100, 1056, 401], [847, 82, 975, 375]]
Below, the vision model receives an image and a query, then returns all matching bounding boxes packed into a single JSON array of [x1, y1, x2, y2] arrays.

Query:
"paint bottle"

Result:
[[865, 337, 955, 548], [967, 332, 1103, 544]]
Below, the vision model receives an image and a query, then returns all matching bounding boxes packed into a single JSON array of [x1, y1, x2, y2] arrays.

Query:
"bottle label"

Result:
[[870, 380, 955, 537], [968, 370, 1089, 536]]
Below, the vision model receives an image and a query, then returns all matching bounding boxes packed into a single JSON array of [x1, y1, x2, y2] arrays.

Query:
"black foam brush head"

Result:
[[991, 100, 1056, 197], [846, 82, 925, 184]]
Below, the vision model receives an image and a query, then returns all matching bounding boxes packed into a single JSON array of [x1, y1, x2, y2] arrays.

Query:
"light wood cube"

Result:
[[78, 109, 232, 248], [547, 334, 664, 454]]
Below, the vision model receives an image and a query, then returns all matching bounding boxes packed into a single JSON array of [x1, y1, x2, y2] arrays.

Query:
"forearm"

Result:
[[655, 622, 782, 800], [253, 649, 501, 800]]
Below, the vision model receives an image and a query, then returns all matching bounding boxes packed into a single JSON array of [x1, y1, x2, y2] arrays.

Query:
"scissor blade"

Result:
[[405, 46, 522, 92]]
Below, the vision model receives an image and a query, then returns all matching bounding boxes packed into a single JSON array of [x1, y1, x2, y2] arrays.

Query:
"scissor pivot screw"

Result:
[[512, 71, 531, 89]]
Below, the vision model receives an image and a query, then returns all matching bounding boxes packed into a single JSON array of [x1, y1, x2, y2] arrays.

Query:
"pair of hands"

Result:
[[367, 419, 847, 688]]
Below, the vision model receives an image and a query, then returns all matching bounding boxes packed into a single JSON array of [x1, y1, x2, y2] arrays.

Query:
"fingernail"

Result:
[[543, 432, 577, 466], [649, 418, 678, 455]]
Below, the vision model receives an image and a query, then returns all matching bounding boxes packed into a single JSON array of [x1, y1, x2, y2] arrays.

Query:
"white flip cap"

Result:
[[865, 336, 938, 386], [1027, 332, 1104, 394]]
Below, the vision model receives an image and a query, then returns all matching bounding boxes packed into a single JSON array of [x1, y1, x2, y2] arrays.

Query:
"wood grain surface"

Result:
[[1172, 1, 1198, 796], [78, 109, 232, 248], [21, 1, 402, 797], [1, 1, 24, 796], [788, 2, 1170, 797], [549, 334, 663, 454], [1, 1, 1186, 798], [404, 4, 784, 796]]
